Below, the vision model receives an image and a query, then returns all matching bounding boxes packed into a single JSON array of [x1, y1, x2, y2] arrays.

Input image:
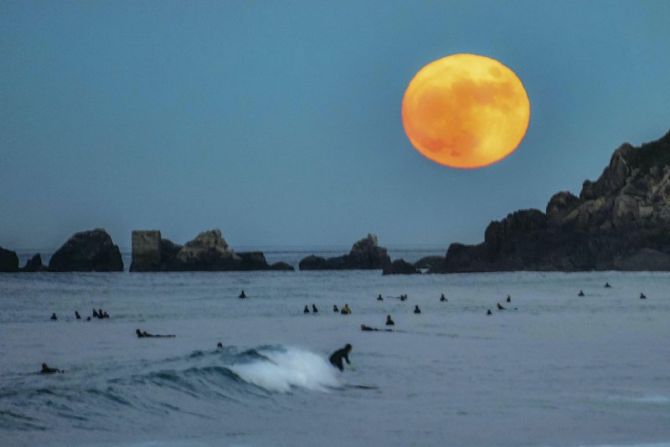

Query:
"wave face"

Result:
[[0, 345, 340, 437]]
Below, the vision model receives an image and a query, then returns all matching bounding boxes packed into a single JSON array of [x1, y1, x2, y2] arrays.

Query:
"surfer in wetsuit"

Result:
[[385, 314, 395, 326], [312, 304, 318, 313], [50, 313, 57, 321], [329, 344, 352, 372], [440, 294, 447, 302], [414, 305, 421, 314], [136, 329, 175, 338], [75, 311, 81, 320], [304, 305, 310, 314], [486, 309, 493, 316], [640, 292, 647, 300], [506, 295, 511, 303], [578, 290, 585, 297], [377, 294, 383, 301], [239, 290, 247, 299], [497, 303, 506, 311], [41, 363, 62, 374]]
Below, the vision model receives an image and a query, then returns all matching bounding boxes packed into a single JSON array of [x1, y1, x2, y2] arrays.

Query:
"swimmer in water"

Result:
[[41, 363, 62, 374], [329, 344, 352, 372]]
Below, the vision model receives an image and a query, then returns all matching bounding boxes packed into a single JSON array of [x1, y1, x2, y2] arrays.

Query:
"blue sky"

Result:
[[1, 0, 669, 250]]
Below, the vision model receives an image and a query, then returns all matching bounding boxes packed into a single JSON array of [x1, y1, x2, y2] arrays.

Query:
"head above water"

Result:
[[345, 343, 352, 352]]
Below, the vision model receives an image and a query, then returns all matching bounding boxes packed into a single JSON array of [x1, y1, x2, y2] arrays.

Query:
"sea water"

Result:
[[1, 249, 669, 447]]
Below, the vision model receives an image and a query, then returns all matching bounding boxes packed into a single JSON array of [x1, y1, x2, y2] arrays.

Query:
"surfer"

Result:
[[329, 344, 352, 372], [75, 311, 81, 320], [92, 309, 99, 319], [506, 295, 511, 303], [136, 329, 175, 338], [312, 304, 318, 313], [304, 305, 310, 314], [239, 290, 247, 299], [41, 363, 62, 374], [440, 293, 447, 302], [604, 282, 612, 288], [640, 292, 647, 300], [497, 303, 506, 311], [400, 294, 407, 301], [217, 342, 223, 349], [341, 304, 351, 315], [385, 314, 395, 326], [377, 294, 383, 301], [578, 290, 585, 297], [50, 313, 57, 321], [414, 305, 421, 314], [361, 324, 393, 332], [486, 309, 493, 316], [333, 304, 339, 312]]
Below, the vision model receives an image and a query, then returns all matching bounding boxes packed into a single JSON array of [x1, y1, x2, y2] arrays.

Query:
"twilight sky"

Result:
[[1, 0, 669, 251]]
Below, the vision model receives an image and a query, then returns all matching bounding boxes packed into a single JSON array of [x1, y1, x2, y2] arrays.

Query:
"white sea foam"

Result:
[[228, 346, 340, 393]]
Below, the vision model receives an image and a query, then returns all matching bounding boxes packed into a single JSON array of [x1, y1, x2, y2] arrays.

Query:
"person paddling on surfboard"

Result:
[[329, 344, 352, 372]]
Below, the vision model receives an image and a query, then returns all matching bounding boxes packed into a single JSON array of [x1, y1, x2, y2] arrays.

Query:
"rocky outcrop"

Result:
[[299, 234, 391, 270], [130, 229, 291, 272], [431, 129, 670, 272], [21, 254, 47, 272], [270, 261, 295, 271], [383, 259, 420, 275], [0, 247, 19, 272], [414, 255, 445, 270], [48, 229, 123, 272]]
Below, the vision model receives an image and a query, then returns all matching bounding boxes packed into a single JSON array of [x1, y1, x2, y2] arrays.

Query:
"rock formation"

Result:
[[0, 247, 19, 272], [414, 255, 445, 271], [21, 254, 47, 272], [383, 259, 420, 275], [130, 229, 292, 271], [298, 234, 391, 270], [48, 229, 123, 272], [431, 129, 670, 272]]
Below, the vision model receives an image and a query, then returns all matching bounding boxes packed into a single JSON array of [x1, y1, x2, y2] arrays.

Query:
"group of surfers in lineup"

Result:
[[40, 284, 650, 374]]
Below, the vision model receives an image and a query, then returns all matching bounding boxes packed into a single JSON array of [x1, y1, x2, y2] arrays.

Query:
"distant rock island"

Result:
[[298, 234, 392, 270], [130, 229, 293, 272], [430, 129, 670, 272]]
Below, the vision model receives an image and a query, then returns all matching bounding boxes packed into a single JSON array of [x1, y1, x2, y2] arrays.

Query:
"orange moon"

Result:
[[402, 53, 530, 169]]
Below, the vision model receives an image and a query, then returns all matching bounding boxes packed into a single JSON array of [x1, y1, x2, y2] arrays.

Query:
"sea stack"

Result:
[[0, 247, 19, 272], [48, 229, 123, 272], [299, 234, 391, 270]]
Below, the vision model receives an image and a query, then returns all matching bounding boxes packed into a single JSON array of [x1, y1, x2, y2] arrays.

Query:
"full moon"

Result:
[[402, 53, 530, 169]]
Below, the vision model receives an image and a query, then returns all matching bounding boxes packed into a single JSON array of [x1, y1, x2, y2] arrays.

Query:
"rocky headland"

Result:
[[430, 129, 670, 272], [130, 229, 294, 272], [298, 234, 391, 270]]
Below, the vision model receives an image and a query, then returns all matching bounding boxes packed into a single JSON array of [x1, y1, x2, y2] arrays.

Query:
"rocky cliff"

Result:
[[130, 229, 293, 272], [431, 129, 670, 272], [299, 234, 391, 270]]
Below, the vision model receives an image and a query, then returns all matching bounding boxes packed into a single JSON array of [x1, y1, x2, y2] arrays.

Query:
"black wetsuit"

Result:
[[329, 346, 351, 372]]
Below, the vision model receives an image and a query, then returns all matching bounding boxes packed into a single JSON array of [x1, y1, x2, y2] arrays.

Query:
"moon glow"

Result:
[[402, 53, 530, 169]]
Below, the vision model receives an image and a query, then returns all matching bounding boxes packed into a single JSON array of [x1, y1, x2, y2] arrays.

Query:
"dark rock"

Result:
[[270, 261, 295, 271], [48, 229, 123, 272], [383, 259, 420, 275], [21, 254, 47, 272], [414, 255, 445, 270], [299, 234, 391, 270], [0, 247, 19, 272], [430, 129, 670, 272]]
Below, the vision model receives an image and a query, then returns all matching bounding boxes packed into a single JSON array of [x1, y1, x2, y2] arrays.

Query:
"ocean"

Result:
[[1, 248, 669, 447]]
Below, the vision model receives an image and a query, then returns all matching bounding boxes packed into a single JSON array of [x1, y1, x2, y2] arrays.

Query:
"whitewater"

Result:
[[1, 251, 669, 447]]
